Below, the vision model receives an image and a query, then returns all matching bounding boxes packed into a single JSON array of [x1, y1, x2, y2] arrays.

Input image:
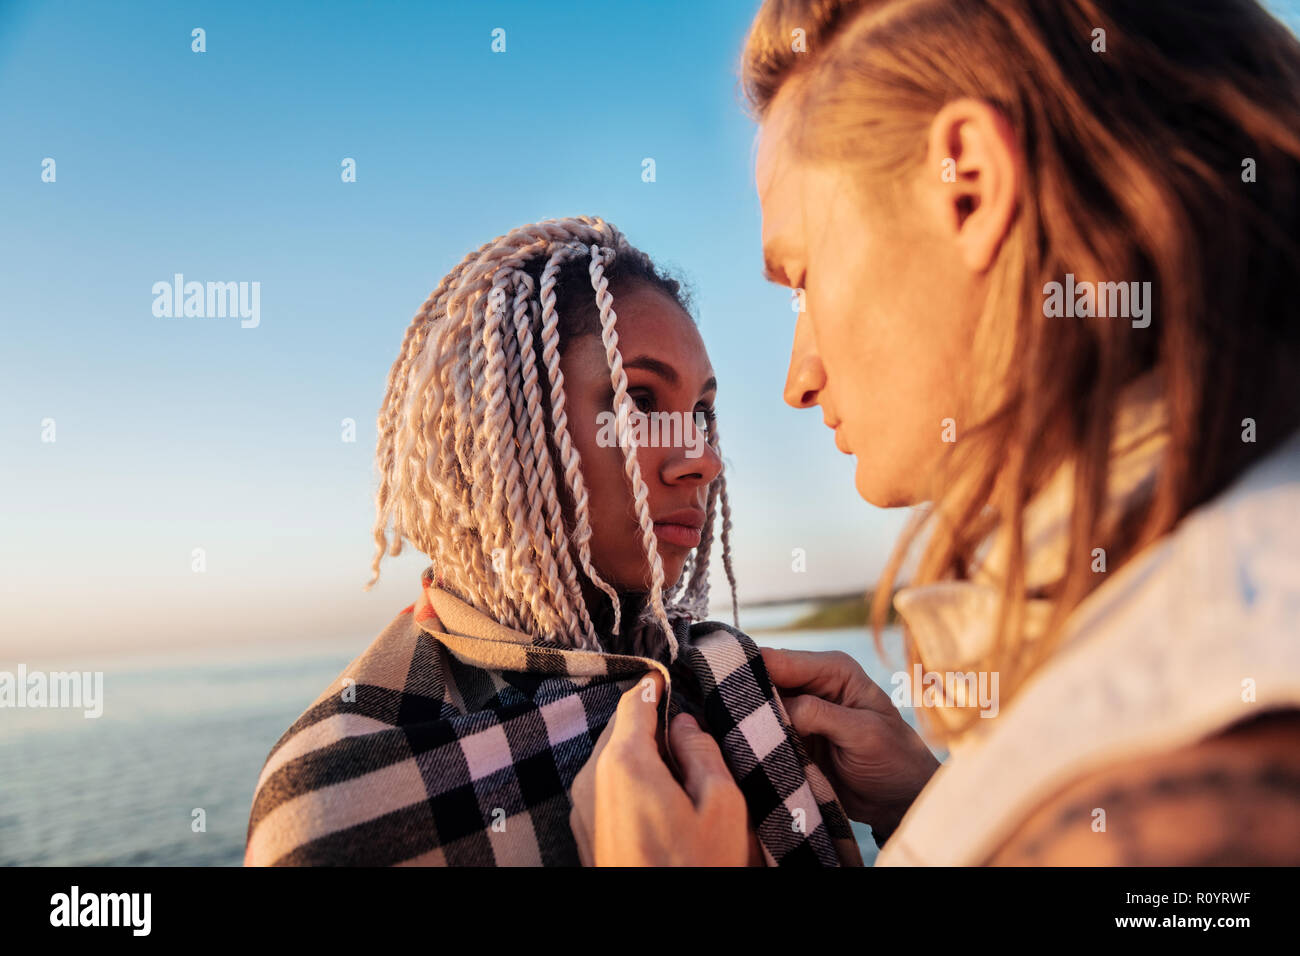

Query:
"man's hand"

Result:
[[569, 670, 753, 866], [761, 647, 940, 842]]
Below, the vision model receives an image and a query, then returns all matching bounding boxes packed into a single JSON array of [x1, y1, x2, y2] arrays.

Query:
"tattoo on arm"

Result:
[[993, 761, 1300, 866]]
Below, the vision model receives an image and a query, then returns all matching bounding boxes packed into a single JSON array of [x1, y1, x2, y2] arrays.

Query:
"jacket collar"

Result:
[[413, 573, 533, 646], [892, 372, 1170, 689]]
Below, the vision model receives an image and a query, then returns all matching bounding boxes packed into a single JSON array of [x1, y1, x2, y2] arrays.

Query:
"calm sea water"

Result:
[[0, 611, 913, 866]]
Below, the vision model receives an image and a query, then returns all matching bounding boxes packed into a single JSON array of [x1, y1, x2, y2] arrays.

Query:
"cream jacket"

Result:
[[876, 382, 1300, 865]]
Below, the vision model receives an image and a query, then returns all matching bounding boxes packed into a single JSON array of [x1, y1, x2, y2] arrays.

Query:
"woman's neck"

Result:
[[580, 578, 647, 653]]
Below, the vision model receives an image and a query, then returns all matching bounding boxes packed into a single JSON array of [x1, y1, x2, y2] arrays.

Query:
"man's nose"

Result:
[[783, 310, 826, 409]]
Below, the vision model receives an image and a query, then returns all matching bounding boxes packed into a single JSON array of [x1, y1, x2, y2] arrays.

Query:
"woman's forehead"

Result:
[[567, 288, 713, 387]]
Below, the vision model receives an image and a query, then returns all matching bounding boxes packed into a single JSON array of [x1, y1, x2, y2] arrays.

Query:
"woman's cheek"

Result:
[[636, 443, 663, 484]]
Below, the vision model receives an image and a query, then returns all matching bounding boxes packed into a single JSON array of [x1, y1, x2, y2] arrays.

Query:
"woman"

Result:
[[573, 0, 1300, 865], [243, 216, 861, 866]]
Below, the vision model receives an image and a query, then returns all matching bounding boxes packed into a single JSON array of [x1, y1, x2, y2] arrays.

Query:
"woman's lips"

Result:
[[833, 423, 851, 455], [654, 522, 703, 548]]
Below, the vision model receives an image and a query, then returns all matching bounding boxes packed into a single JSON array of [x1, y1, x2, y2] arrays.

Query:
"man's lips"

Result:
[[653, 508, 706, 548], [827, 417, 851, 455]]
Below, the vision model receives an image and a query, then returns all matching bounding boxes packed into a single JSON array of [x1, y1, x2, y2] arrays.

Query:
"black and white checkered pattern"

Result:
[[672, 624, 859, 865], [245, 586, 860, 867]]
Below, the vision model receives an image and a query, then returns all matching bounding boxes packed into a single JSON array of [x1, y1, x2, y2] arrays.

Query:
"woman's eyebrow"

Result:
[[623, 355, 678, 384], [624, 356, 717, 398]]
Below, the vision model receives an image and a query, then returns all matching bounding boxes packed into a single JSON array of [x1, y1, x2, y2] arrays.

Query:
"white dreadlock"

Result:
[[367, 216, 738, 662]]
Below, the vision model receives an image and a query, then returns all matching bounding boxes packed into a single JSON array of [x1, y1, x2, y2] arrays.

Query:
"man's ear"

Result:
[[921, 97, 1020, 273]]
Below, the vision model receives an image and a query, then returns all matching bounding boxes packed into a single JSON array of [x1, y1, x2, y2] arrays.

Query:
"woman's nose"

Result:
[[784, 312, 826, 409], [660, 415, 724, 486]]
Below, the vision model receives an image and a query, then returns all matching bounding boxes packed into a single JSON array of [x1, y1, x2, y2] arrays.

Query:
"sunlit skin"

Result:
[[560, 283, 722, 595], [578, 85, 1300, 866], [571, 48, 1300, 870], [759, 86, 1019, 507], [568, 90, 1023, 865]]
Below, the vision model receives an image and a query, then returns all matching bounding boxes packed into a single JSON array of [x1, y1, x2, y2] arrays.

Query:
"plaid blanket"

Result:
[[244, 571, 862, 867]]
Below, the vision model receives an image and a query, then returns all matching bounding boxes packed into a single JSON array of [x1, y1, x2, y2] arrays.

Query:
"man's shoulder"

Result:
[[987, 708, 1300, 865], [1065, 431, 1300, 653], [1165, 429, 1300, 602]]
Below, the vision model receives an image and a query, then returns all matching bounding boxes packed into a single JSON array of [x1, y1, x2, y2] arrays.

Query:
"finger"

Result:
[[569, 717, 614, 828], [760, 647, 851, 695], [568, 803, 593, 866], [761, 647, 885, 710], [568, 714, 617, 866], [783, 692, 855, 746], [588, 706, 619, 761], [668, 713, 735, 807], [606, 669, 666, 752]]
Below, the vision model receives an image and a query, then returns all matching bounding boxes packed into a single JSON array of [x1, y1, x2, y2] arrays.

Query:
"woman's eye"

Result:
[[630, 391, 654, 413], [696, 406, 717, 433]]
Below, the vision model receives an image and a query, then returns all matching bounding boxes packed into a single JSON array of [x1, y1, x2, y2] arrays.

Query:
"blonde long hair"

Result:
[[743, 0, 1300, 741], [367, 216, 737, 661]]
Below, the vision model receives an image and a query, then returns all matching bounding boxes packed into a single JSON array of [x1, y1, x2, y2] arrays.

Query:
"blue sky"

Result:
[[3, 0, 1299, 659]]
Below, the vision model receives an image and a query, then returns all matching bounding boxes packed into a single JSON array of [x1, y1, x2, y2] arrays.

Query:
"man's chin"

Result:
[[854, 458, 921, 509]]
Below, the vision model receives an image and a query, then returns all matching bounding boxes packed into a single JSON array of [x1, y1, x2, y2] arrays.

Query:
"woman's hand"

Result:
[[569, 671, 752, 866], [761, 647, 940, 842]]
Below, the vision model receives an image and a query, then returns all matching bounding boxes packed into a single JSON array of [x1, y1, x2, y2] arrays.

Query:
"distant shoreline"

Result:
[[734, 589, 867, 609], [731, 590, 901, 633]]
